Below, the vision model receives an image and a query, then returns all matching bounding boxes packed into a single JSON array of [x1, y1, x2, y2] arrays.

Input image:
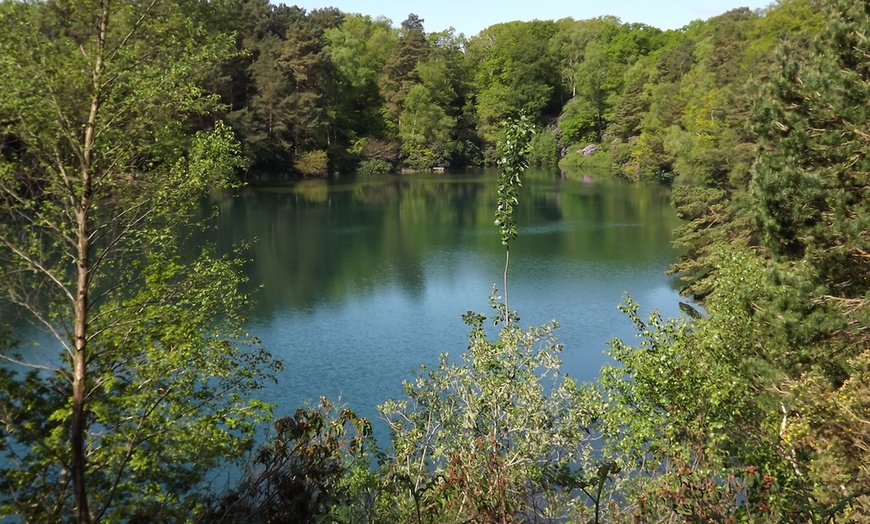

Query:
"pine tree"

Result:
[[749, 0, 870, 515], [751, 0, 870, 305]]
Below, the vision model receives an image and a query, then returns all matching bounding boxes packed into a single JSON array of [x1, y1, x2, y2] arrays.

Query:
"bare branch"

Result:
[[0, 353, 62, 374], [0, 241, 75, 305]]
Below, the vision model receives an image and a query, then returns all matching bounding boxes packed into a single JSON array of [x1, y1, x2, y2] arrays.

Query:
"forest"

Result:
[[204, 0, 824, 181], [0, 0, 868, 521]]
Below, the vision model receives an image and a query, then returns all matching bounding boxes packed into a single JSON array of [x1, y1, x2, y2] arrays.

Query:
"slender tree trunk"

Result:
[[503, 245, 511, 326], [72, 210, 90, 524], [71, 5, 108, 521], [73, 103, 96, 524]]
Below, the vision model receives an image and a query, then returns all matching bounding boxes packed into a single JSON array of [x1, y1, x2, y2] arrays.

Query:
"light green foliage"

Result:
[[745, 0, 824, 65], [0, 0, 277, 520], [466, 21, 560, 141], [599, 248, 792, 522], [601, 299, 700, 464], [398, 56, 458, 168], [294, 149, 330, 177], [570, 41, 615, 141], [324, 13, 396, 146], [554, 19, 665, 148], [550, 17, 618, 99], [495, 115, 534, 321], [495, 113, 534, 323], [606, 22, 667, 65], [326, 14, 396, 89], [6, 252, 275, 520], [495, 115, 534, 247], [527, 126, 559, 167], [380, 299, 602, 523], [558, 97, 599, 146], [558, 146, 613, 173]]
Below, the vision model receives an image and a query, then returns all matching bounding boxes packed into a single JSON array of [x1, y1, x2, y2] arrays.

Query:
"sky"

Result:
[[288, 0, 776, 37]]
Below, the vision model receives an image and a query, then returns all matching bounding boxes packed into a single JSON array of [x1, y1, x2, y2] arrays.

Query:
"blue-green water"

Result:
[[200, 169, 683, 425]]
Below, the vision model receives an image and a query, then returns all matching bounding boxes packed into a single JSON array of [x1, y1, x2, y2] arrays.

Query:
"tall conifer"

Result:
[[749, 0, 870, 514], [751, 0, 870, 304]]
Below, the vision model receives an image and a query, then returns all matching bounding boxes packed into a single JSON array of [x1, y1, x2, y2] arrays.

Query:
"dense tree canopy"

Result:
[[202, 0, 824, 179], [4, 0, 869, 521]]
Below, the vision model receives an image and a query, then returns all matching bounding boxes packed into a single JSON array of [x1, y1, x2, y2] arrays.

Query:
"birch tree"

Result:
[[0, 0, 277, 521]]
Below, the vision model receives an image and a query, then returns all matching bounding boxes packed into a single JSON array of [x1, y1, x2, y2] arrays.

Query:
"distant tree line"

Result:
[[203, 0, 822, 179]]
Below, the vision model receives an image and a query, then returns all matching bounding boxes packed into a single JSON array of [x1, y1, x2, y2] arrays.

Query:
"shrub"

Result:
[[200, 398, 374, 523], [356, 159, 393, 176], [401, 147, 439, 171], [528, 127, 559, 167], [379, 294, 603, 523], [293, 150, 329, 177], [558, 145, 613, 171], [358, 138, 400, 163]]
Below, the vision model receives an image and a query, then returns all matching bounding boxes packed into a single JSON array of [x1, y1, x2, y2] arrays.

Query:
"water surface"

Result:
[[202, 169, 683, 424]]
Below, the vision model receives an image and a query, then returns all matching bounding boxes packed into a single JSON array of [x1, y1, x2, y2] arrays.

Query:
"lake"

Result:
[[198, 168, 683, 426]]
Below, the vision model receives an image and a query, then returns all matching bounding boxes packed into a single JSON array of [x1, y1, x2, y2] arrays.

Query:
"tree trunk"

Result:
[[72, 254, 89, 523], [71, 6, 108, 520], [72, 101, 96, 524]]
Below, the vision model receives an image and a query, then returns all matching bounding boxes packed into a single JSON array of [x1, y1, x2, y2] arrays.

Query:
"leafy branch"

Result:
[[494, 114, 533, 325]]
